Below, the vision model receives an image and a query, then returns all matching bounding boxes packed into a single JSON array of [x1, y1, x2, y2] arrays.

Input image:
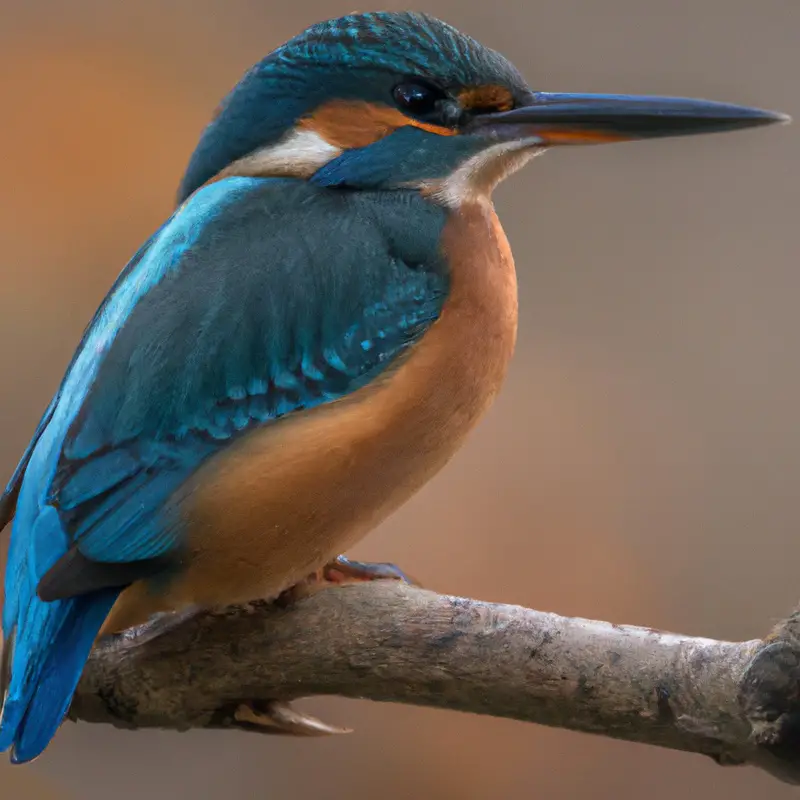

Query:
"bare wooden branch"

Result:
[[70, 583, 800, 785]]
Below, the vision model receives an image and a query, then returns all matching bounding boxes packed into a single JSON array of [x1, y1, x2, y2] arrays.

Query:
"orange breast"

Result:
[[102, 200, 518, 633]]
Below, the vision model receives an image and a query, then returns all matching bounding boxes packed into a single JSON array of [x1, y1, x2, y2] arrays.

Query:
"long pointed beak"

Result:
[[468, 92, 790, 145]]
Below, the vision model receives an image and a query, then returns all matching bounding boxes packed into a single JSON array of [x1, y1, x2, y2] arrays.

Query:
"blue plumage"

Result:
[[178, 12, 528, 201], [0, 175, 448, 761], [0, 396, 57, 527], [0, 587, 119, 764], [311, 126, 486, 189]]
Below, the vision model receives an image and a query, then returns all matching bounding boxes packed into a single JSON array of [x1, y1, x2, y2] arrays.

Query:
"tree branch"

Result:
[[70, 583, 800, 785]]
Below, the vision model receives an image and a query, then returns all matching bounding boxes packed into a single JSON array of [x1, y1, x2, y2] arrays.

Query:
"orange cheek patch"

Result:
[[458, 85, 515, 113], [299, 100, 455, 149]]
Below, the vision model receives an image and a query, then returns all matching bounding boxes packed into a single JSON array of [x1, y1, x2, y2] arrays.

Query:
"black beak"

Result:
[[468, 92, 790, 145]]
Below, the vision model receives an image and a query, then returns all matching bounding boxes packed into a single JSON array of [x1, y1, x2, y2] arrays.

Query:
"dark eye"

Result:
[[392, 81, 446, 116]]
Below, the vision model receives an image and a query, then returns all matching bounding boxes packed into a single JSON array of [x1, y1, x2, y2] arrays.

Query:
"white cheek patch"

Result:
[[216, 128, 342, 181], [425, 139, 544, 208]]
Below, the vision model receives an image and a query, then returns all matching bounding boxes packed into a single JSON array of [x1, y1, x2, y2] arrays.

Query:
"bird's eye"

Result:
[[392, 81, 446, 117]]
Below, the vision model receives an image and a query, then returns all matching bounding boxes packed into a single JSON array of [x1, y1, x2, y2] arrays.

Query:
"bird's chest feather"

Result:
[[116, 199, 517, 618]]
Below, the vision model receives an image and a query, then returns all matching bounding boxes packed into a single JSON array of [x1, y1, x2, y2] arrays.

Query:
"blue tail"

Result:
[[0, 589, 119, 764], [0, 588, 119, 763], [1, 499, 120, 763]]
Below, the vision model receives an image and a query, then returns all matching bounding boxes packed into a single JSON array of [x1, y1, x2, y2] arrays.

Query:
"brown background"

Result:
[[0, 1, 797, 798]]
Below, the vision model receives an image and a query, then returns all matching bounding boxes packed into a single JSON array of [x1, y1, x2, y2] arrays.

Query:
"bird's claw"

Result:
[[279, 555, 419, 604], [322, 555, 419, 586], [103, 605, 203, 646], [233, 700, 351, 737]]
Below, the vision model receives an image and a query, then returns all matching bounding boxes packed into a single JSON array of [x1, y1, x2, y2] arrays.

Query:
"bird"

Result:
[[0, 10, 787, 764]]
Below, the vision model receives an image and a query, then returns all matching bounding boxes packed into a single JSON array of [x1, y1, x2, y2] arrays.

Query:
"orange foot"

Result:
[[103, 604, 202, 645], [280, 555, 419, 604], [320, 555, 418, 586]]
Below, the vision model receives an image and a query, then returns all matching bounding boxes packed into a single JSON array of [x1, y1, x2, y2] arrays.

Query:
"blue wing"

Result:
[[0, 225, 168, 532], [26, 176, 449, 599], [0, 398, 57, 531], [0, 176, 448, 762]]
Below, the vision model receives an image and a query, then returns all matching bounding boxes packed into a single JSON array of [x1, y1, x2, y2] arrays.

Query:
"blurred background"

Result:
[[0, 0, 797, 797]]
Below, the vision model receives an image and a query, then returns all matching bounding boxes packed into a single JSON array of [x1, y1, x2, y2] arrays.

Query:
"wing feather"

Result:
[[30, 178, 448, 599]]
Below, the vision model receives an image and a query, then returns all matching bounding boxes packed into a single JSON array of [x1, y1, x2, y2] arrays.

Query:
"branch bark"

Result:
[[70, 582, 800, 785]]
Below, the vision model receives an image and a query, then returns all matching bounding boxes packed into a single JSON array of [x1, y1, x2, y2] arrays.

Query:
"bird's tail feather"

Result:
[[0, 627, 15, 716], [0, 588, 119, 763]]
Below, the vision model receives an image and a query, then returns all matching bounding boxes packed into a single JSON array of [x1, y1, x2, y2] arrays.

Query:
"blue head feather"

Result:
[[177, 12, 530, 200]]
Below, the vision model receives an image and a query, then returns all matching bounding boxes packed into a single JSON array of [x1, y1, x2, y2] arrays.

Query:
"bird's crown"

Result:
[[178, 12, 530, 201]]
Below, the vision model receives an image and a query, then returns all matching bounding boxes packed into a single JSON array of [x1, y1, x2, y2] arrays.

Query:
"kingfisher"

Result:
[[0, 11, 786, 763]]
